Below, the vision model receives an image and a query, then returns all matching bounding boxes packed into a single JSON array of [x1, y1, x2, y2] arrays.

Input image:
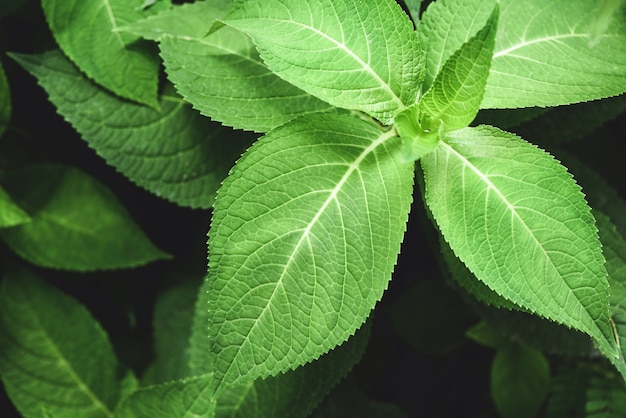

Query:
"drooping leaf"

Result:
[[0, 163, 170, 271], [491, 341, 550, 418], [208, 112, 414, 391], [224, 0, 424, 125], [0, 268, 125, 418], [418, 0, 626, 108], [11, 50, 247, 209], [116, 374, 216, 418], [420, 125, 617, 358], [41, 0, 171, 107], [419, 4, 498, 131], [0, 186, 30, 228], [214, 321, 371, 418]]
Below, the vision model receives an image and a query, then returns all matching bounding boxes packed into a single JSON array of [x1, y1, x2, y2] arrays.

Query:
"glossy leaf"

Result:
[[0, 164, 170, 271], [0, 268, 124, 418], [224, 0, 424, 125], [41, 0, 170, 107], [11, 50, 246, 209], [116, 374, 216, 418], [421, 125, 617, 358], [418, 0, 626, 108], [208, 112, 414, 391]]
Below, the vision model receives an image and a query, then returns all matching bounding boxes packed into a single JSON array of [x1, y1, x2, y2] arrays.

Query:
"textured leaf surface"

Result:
[[41, 0, 169, 107], [224, 0, 423, 125], [419, 4, 497, 131], [0, 186, 30, 228], [418, 0, 626, 108], [0, 60, 9, 137], [12, 50, 245, 209], [491, 342, 550, 418], [0, 268, 122, 418], [0, 164, 169, 271], [421, 125, 617, 357], [208, 112, 414, 390], [116, 374, 215, 418], [159, 23, 334, 133]]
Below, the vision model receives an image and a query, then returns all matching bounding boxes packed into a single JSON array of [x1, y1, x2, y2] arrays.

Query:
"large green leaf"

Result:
[[11, 50, 245, 209], [41, 0, 170, 107], [0, 268, 125, 418], [418, 0, 626, 108], [224, 0, 424, 125], [0, 59, 9, 138], [0, 163, 170, 271], [116, 374, 216, 418], [420, 125, 617, 358], [208, 112, 414, 391]]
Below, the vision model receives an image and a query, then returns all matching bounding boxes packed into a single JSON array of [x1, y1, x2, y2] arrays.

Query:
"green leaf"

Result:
[[418, 0, 626, 108], [41, 0, 170, 107], [419, 4, 498, 131], [214, 322, 371, 418], [0, 59, 9, 138], [402, 0, 423, 25], [159, 23, 335, 133], [0, 186, 30, 228], [224, 0, 424, 125], [0, 163, 170, 271], [208, 112, 414, 391], [0, 268, 124, 418], [116, 374, 216, 418], [491, 341, 550, 418], [420, 125, 617, 358], [11, 50, 246, 209]]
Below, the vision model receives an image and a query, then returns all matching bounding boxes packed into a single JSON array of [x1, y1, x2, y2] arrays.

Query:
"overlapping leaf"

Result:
[[0, 186, 30, 228], [0, 268, 124, 418], [418, 0, 626, 108], [11, 50, 245, 209], [41, 0, 170, 107], [0, 163, 169, 271], [224, 0, 424, 125], [208, 112, 414, 391], [421, 125, 617, 358]]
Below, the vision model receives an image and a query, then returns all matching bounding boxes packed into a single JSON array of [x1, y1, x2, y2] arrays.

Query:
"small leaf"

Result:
[[208, 112, 414, 391], [11, 50, 247, 209], [0, 268, 124, 418], [159, 24, 334, 133], [41, 0, 170, 107], [224, 0, 424, 125], [0, 163, 170, 271], [421, 125, 617, 358], [419, 4, 498, 131], [116, 374, 216, 418], [491, 341, 550, 418], [0, 186, 30, 228]]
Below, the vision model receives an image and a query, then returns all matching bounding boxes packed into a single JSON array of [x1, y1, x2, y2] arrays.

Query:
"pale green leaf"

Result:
[[418, 0, 626, 108], [491, 341, 550, 418], [214, 322, 371, 418], [0, 59, 9, 138], [0, 186, 30, 228], [0, 268, 123, 418], [11, 50, 246, 209], [159, 25, 335, 133], [421, 125, 617, 358], [208, 112, 414, 391], [118, 0, 232, 40], [224, 0, 424, 125], [41, 0, 171, 107], [116, 374, 216, 418], [0, 163, 170, 271], [419, 4, 498, 131]]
